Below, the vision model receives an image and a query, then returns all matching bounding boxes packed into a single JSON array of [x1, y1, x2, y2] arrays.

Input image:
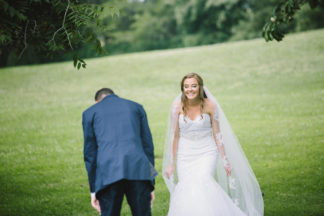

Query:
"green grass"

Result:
[[0, 29, 323, 216]]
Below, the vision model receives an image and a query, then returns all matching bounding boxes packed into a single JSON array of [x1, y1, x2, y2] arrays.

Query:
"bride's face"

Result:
[[183, 78, 199, 100]]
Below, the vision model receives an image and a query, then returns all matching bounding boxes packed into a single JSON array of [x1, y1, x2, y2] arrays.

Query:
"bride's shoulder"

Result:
[[204, 98, 217, 114], [204, 98, 216, 108], [171, 100, 182, 115]]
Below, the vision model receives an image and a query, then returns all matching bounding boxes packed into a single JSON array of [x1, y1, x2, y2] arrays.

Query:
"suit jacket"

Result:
[[82, 94, 158, 194]]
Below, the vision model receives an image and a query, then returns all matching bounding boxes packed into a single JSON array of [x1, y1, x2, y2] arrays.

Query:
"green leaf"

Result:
[[269, 31, 274, 41], [73, 54, 78, 67], [77, 62, 81, 70]]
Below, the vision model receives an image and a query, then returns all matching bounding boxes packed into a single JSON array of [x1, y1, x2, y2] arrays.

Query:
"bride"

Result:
[[163, 73, 264, 216]]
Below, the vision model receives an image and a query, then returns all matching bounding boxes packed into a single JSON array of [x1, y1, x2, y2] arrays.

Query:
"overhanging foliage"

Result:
[[0, 0, 119, 69]]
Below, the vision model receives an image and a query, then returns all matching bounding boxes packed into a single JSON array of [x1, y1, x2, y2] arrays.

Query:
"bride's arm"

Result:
[[165, 102, 180, 179], [165, 116, 180, 178], [208, 100, 232, 176], [171, 120, 180, 166]]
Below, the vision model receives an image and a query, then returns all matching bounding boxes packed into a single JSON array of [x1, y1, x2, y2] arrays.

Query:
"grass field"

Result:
[[0, 29, 323, 216]]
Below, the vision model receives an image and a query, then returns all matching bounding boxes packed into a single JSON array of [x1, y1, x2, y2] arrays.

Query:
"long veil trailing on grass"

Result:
[[162, 86, 264, 216]]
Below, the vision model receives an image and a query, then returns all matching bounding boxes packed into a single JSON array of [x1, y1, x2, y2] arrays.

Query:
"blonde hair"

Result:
[[180, 73, 207, 117]]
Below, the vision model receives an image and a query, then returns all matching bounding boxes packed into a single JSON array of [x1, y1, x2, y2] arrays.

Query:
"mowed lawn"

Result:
[[0, 29, 323, 216]]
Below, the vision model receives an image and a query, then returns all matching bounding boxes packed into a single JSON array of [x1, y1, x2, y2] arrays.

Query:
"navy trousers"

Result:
[[96, 180, 152, 216]]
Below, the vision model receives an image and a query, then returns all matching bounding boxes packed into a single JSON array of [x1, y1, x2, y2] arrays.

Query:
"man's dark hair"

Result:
[[95, 88, 114, 101]]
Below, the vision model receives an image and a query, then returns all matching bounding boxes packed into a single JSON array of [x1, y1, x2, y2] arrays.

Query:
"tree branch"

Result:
[[32, 20, 37, 33], [18, 20, 29, 60], [65, 29, 73, 49], [262, 0, 320, 42], [49, 0, 73, 50]]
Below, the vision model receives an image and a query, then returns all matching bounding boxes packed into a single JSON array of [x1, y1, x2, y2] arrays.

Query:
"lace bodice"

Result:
[[179, 113, 213, 140]]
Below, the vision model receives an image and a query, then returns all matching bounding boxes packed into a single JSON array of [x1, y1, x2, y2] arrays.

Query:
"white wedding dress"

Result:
[[167, 113, 246, 216]]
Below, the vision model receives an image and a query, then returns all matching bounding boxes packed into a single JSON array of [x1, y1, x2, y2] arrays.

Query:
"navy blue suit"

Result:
[[82, 94, 157, 216]]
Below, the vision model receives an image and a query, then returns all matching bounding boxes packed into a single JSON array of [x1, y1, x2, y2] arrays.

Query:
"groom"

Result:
[[82, 88, 158, 216]]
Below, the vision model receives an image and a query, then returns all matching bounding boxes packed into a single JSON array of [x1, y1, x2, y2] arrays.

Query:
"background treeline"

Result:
[[2, 0, 324, 67]]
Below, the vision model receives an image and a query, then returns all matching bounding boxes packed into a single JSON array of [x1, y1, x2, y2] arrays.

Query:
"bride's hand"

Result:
[[164, 164, 175, 179], [223, 157, 232, 176], [224, 163, 232, 176]]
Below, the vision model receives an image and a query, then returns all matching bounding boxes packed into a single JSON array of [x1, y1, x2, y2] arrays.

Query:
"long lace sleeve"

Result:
[[211, 105, 230, 168], [169, 102, 180, 165], [162, 97, 181, 192]]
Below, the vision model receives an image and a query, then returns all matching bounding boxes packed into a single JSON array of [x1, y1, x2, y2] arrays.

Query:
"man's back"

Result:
[[83, 94, 157, 194]]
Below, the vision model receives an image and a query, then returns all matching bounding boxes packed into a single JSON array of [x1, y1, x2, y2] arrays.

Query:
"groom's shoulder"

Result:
[[119, 97, 143, 108], [82, 103, 97, 117]]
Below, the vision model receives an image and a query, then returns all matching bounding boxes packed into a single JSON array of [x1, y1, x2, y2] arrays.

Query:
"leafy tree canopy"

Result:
[[263, 0, 324, 41], [0, 0, 119, 69], [1, 0, 324, 68]]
